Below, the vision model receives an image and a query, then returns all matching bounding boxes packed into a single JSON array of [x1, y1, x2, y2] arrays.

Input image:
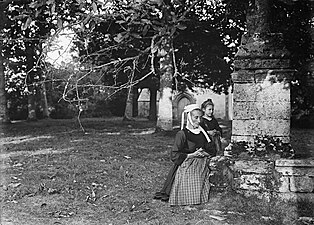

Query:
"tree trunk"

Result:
[[132, 87, 138, 117], [123, 85, 134, 121], [0, 3, 10, 124], [27, 89, 37, 121], [156, 35, 173, 131], [25, 41, 37, 121], [149, 87, 157, 121], [37, 42, 49, 119], [0, 44, 10, 124], [39, 72, 49, 118]]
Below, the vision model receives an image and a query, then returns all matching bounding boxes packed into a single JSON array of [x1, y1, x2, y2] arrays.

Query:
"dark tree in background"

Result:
[[270, 0, 314, 127], [0, 0, 11, 124]]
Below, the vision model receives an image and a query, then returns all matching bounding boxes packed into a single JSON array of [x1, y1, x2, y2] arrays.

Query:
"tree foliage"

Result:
[[71, 0, 243, 95], [2, 0, 313, 122], [270, 0, 314, 117]]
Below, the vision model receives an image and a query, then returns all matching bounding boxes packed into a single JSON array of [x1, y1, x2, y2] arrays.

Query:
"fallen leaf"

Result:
[[227, 211, 245, 216], [184, 206, 197, 211], [13, 163, 23, 167], [9, 183, 21, 188], [201, 209, 224, 215], [261, 216, 274, 221], [209, 215, 226, 221], [91, 190, 96, 199], [48, 188, 59, 194], [130, 204, 136, 211]]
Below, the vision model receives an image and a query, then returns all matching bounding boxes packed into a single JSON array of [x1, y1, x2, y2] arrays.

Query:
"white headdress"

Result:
[[181, 104, 211, 143]]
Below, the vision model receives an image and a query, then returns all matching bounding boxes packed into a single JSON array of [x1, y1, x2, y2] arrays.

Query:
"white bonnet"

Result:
[[180, 103, 201, 130], [183, 103, 200, 113], [180, 103, 211, 143]]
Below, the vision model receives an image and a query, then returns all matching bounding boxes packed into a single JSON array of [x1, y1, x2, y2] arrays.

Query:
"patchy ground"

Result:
[[0, 118, 313, 225]]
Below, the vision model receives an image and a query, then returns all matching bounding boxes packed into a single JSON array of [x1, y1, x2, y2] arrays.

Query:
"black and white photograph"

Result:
[[0, 0, 313, 224]]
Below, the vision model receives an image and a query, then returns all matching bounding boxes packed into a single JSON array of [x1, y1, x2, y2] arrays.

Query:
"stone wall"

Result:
[[228, 159, 314, 201]]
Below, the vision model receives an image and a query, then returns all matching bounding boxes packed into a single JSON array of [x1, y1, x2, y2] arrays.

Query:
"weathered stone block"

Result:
[[237, 174, 268, 191], [232, 119, 290, 137], [231, 160, 273, 174], [275, 159, 314, 167], [232, 69, 294, 84], [234, 59, 290, 70], [278, 176, 290, 193], [278, 193, 314, 202], [231, 135, 290, 143], [276, 167, 314, 176], [233, 101, 290, 120], [233, 83, 290, 103], [290, 176, 314, 193]]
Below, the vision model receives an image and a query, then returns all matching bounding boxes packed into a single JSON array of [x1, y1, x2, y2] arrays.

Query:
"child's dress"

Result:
[[200, 116, 223, 156]]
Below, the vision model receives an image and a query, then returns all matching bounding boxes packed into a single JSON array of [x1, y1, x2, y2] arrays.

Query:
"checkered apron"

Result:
[[169, 157, 211, 206]]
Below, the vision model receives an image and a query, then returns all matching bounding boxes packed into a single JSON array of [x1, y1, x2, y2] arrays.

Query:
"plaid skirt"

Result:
[[169, 157, 211, 206]]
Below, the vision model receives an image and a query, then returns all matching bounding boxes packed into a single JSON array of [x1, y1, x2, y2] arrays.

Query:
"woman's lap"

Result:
[[169, 158, 211, 206]]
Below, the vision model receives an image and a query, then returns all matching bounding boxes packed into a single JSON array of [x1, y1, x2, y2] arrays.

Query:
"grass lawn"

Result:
[[0, 118, 313, 225]]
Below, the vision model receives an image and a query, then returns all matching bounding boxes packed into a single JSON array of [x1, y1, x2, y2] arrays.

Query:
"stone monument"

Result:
[[231, 0, 295, 143]]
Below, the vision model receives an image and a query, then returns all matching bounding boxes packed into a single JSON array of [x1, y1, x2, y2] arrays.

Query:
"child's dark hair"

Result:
[[201, 99, 214, 110]]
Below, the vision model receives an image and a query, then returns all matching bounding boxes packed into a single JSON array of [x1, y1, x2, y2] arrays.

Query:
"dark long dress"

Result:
[[153, 128, 215, 202], [200, 116, 222, 136], [200, 117, 223, 156]]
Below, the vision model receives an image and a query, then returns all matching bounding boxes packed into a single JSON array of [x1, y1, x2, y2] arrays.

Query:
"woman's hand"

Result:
[[207, 130, 220, 136], [187, 148, 209, 159]]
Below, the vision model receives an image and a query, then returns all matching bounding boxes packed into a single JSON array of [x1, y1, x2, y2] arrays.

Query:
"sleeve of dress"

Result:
[[204, 141, 217, 156], [200, 119, 205, 129], [214, 118, 223, 136], [171, 130, 188, 165]]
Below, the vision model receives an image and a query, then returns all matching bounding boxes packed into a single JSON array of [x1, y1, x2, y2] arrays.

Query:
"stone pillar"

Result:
[[231, 0, 294, 143]]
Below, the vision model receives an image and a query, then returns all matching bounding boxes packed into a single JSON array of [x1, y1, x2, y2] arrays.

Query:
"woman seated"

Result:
[[154, 104, 216, 206]]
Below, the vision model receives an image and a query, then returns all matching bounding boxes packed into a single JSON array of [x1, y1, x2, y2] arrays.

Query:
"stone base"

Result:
[[229, 158, 314, 202], [235, 190, 314, 203], [278, 193, 314, 202]]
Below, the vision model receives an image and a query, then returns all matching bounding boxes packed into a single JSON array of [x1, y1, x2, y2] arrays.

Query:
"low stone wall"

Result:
[[228, 158, 314, 201]]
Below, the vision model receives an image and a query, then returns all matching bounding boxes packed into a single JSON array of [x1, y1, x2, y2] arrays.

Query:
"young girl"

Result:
[[154, 104, 216, 206], [200, 99, 223, 156]]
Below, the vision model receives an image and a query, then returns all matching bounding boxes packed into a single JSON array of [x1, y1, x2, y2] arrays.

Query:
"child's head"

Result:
[[201, 99, 214, 117]]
